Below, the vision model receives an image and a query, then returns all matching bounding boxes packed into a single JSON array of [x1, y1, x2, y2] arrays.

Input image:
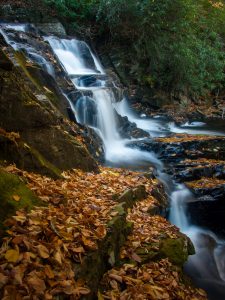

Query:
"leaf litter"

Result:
[[0, 165, 207, 299]]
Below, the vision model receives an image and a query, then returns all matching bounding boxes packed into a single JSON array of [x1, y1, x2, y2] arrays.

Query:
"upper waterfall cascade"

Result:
[[1, 23, 225, 299], [47, 36, 161, 168]]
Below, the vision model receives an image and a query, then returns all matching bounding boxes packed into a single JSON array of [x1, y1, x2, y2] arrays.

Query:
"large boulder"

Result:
[[0, 48, 98, 175]]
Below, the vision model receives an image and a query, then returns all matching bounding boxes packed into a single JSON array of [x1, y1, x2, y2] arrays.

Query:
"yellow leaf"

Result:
[[5, 249, 19, 263], [12, 215, 26, 223], [12, 195, 20, 202], [98, 290, 104, 300]]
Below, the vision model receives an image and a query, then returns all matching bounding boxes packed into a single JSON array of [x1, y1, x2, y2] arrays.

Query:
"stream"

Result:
[[1, 23, 225, 299]]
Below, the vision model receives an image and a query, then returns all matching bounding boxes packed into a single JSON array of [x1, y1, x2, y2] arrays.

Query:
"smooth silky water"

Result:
[[2, 25, 224, 299], [46, 35, 225, 300]]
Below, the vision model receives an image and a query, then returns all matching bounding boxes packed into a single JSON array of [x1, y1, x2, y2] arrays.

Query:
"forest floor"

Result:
[[0, 164, 207, 299]]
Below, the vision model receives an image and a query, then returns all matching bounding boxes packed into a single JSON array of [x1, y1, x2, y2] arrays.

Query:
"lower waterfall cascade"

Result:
[[1, 22, 225, 299]]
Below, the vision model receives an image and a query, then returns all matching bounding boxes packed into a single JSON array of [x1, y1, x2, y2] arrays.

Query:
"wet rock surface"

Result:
[[115, 110, 149, 139], [0, 43, 99, 175], [130, 131, 225, 238]]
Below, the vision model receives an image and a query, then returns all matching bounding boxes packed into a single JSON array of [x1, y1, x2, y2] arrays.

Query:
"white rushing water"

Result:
[[32, 30, 225, 299], [2, 24, 225, 298], [167, 177, 225, 299], [48, 37, 162, 169], [0, 25, 55, 77], [116, 98, 225, 137], [46, 37, 104, 75], [115, 98, 168, 137]]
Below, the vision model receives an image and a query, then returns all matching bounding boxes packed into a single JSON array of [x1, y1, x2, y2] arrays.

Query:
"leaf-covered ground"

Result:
[[100, 189, 206, 300], [186, 177, 225, 189], [0, 165, 207, 299], [155, 134, 222, 143]]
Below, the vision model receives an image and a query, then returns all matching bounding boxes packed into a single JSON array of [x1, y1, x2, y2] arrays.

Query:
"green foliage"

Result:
[[44, 0, 97, 31], [46, 0, 225, 96], [96, 0, 225, 96]]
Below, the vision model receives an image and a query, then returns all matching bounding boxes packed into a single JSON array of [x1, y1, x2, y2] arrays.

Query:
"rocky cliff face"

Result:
[[0, 44, 99, 177]]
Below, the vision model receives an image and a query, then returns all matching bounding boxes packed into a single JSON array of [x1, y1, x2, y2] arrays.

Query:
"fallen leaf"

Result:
[[37, 244, 50, 259], [0, 273, 8, 288], [54, 250, 62, 265], [44, 265, 55, 279], [27, 276, 46, 294], [131, 252, 142, 263], [4, 249, 19, 263], [12, 195, 20, 202]]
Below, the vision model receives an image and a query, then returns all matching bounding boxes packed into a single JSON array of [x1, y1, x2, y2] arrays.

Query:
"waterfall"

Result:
[[48, 37, 161, 169], [2, 23, 225, 299], [46, 37, 104, 75], [0, 24, 55, 77]]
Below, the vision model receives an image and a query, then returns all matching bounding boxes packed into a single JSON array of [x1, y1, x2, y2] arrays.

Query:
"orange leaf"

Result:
[[12, 194, 20, 202]]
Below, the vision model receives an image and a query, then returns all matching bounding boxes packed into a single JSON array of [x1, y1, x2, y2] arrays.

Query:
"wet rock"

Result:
[[36, 22, 66, 35], [74, 203, 133, 298], [135, 233, 195, 267], [115, 185, 147, 209], [0, 130, 62, 178], [173, 164, 225, 182], [159, 235, 195, 266], [115, 110, 149, 139], [82, 127, 105, 163], [187, 183, 225, 201], [188, 195, 225, 237], [131, 135, 225, 163], [0, 48, 98, 175], [150, 182, 168, 216]]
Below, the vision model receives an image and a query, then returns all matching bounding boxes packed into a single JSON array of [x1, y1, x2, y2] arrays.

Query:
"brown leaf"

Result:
[[74, 287, 90, 295], [27, 276, 46, 294], [0, 273, 8, 288], [71, 246, 85, 253], [36, 244, 50, 259], [108, 274, 123, 283], [131, 252, 141, 263], [54, 250, 62, 265], [44, 265, 55, 279], [12, 236, 23, 245], [82, 236, 97, 250]]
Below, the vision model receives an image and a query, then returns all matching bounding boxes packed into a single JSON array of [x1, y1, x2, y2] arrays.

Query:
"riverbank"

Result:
[[0, 164, 206, 299]]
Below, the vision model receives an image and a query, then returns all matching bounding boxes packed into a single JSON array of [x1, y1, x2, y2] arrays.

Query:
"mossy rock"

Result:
[[0, 133, 62, 179], [159, 236, 195, 266], [74, 203, 133, 299], [116, 185, 146, 209], [0, 169, 43, 236]]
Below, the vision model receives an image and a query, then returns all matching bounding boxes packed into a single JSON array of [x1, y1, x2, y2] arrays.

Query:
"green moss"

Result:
[[14, 51, 60, 107], [29, 146, 62, 179], [14, 51, 43, 91], [159, 237, 190, 266], [0, 169, 43, 234]]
